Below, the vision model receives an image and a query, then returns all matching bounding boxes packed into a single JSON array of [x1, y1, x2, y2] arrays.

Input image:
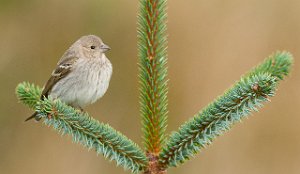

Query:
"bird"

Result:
[[25, 35, 113, 121]]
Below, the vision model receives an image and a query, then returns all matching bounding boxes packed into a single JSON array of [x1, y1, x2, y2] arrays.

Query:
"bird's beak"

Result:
[[101, 44, 111, 53]]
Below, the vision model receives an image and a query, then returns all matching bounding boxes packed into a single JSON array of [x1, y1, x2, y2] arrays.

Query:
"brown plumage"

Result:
[[25, 35, 112, 121]]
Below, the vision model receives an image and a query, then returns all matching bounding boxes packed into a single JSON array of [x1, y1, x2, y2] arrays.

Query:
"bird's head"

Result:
[[75, 35, 110, 59]]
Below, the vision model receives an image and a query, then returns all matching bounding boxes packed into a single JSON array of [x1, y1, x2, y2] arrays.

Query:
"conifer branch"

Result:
[[138, 0, 168, 156], [16, 82, 41, 108], [16, 0, 294, 172], [159, 51, 293, 168], [16, 82, 147, 173]]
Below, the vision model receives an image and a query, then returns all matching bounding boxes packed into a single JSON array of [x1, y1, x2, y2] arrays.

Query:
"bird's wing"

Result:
[[40, 56, 78, 99]]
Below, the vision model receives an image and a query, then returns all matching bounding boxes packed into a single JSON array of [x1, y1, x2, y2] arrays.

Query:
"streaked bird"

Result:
[[25, 35, 113, 121]]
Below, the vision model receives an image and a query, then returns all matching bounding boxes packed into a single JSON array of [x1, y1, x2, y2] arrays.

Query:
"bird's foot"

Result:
[[80, 108, 84, 112], [47, 113, 52, 120]]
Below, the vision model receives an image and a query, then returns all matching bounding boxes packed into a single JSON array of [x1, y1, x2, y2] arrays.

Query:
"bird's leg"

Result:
[[47, 113, 52, 120], [79, 107, 84, 112], [69, 104, 84, 113]]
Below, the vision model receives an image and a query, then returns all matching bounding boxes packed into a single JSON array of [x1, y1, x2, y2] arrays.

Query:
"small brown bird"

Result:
[[25, 35, 113, 121]]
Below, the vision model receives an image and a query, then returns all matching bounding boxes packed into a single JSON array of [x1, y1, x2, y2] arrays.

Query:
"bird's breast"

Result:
[[50, 58, 113, 108]]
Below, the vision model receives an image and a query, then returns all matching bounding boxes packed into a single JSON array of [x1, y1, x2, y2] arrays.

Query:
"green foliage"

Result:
[[252, 51, 293, 80], [159, 52, 293, 168], [16, 82, 41, 108], [15, 0, 293, 173], [16, 83, 147, 173], [138, 0, 168, 153]]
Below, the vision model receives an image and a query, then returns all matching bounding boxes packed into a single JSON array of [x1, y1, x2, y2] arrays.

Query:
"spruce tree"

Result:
[[16, 0, 293, 173]]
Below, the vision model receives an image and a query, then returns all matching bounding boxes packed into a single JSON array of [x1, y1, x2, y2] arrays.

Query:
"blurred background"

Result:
[[0, 0, 299, 174]]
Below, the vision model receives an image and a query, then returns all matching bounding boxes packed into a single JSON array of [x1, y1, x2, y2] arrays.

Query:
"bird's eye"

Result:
[[90, 46, 96, 49]]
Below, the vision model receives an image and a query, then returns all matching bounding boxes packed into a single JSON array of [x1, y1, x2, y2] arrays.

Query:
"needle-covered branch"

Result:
[[16, 0, 294, 171], [16, 82, 148, 173], [159, 51, 293, 168], [138, 0, 168, 155]]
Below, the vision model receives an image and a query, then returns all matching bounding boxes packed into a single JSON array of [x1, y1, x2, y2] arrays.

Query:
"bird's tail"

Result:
[[25, 112, 41, 122]]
